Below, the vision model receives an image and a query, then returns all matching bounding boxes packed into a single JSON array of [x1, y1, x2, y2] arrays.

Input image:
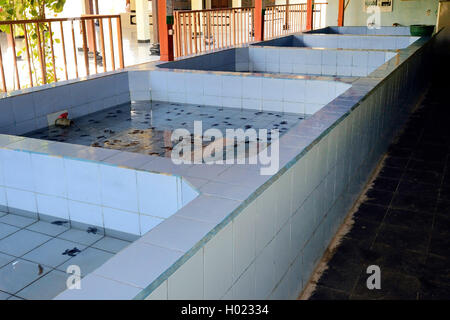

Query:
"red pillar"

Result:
[[306, 0, 313, 31], [338, 0, 345, 26], [158, 0, 174, 61], [254, 0, 264, 42]]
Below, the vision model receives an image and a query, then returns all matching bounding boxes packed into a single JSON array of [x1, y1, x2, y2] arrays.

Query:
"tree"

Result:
[[0, 0, 66, 87]]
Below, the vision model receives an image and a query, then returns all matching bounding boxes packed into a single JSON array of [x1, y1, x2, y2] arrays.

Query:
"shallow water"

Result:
[[26, 101, 305, 159]]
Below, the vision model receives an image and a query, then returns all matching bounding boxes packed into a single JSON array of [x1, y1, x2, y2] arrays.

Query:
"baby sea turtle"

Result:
[[62, 248, 81, 257]]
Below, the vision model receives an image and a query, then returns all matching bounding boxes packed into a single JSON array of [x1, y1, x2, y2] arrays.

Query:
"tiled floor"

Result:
[[0, 213, 131, 300], [25, 101, 305, 160], [309, 79, 450, 300]]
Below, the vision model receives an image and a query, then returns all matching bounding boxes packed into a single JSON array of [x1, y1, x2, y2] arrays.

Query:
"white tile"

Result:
[[232, 263, 256, 300], [100, 165, 138, 212], [254, 238, 275, 299], [168, 250, 204, 299], [274, 221, 291, 284], [255, 188, 276, 255], [1, 149, 34, 191], [204, 223, 233, 299], [137, 171, 178, 218], [65, 159, 101, 205], [139, 214, 163, 235], [283, 79, 305, 102], [222, 76, 242, 98], [275, 172, 292, 232], [174, 195, 241, 224], [145, 281, 168, 300], [55, 274, 141, 300], [31, 153, 66, 197], [149, 70, 168, 92], [202, 74, 222, 97], [5, 188, 37, 213], [36, 194, 69, 220], [232, 201, 256, 280], [262, 78, 283, 101], [94, 241, 183, 289], [103, 207, 140, 236], [68, 200, 103, 228]]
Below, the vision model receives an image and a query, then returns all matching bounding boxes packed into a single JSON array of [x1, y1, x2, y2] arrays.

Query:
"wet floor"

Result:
[[25, 101, 305, 160], [0, 212, 131, 300]]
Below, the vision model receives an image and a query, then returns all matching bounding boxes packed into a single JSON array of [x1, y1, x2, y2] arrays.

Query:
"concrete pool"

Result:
[[0, 26, 437, 300]]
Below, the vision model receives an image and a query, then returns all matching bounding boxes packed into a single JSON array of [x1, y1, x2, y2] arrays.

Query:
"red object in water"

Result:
[[58, 112, 69, 119]]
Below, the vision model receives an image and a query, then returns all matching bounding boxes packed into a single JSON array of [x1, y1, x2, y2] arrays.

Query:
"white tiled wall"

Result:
[[247, 47, 397, 77], [148, 70, 351, 115], [0, 72, 130, 135], [0, 148, 199, 239], [146, 42, 429, 300]]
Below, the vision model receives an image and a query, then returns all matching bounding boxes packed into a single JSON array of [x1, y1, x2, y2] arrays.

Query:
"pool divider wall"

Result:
[[307, 26, 411, 36], [0, 72, 130, 136], [144, 69, 351, 115], [141, 32, 433, 300], [246, 46, 397, 77], [0, 142, 199, 240], [253, 34, 420, 50]]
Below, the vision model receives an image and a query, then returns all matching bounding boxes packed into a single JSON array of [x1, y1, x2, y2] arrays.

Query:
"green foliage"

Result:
[[0, 0, 66, 86]]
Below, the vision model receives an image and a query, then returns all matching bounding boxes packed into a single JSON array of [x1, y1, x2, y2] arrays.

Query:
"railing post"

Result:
[[284, 0, 290, 31], [158, 0, 174, 61], [338, 0, 345, 26], [255, 0, 265, 41], [306, 0, 313, 31]]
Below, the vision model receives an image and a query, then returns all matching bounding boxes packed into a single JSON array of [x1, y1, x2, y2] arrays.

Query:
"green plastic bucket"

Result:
[[410, 25, 435, 37]]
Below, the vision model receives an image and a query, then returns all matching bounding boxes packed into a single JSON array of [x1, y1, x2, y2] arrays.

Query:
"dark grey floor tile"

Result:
[[378, 167, 404, 180], [384, 208, 433, 232], [436, 200, 450, 216], [364, 189, 394, 207], [316, 262, 363, 293], [328, 238, 377, 267], [352, 270, 420, 300], [352, 203, 388, 223], [368, 243, 427, 278], [390, 192, 437, 214], [309, 285, 350, 300], [396, 180, 440, 199], [384, 156, 409, 169], [419, 281, 450, 300], [371, 177, 399, 193], [429, 232, 450, 257], [407, 159, 446, 174], [374, 224, 430, 254], [401, 169, 442, 186]]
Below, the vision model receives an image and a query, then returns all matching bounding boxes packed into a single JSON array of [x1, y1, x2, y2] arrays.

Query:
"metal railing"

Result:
[[264, 4, 308, 39], [173, 7, 254, 58], [173, 2, 327, 59], [0, 15, 124, 93], [265, 2, 327, 39]]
